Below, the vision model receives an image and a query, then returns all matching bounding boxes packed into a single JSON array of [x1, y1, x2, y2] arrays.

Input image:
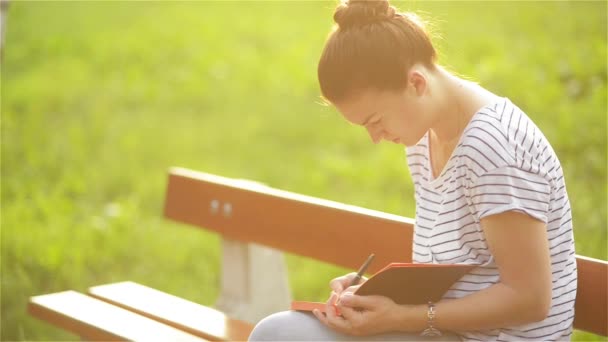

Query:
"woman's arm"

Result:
[[320, 211, 553, 335], [429, 211, 552, 331]]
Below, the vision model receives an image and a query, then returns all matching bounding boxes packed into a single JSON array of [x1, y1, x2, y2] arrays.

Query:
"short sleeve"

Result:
[[466, 166, 552, 223]]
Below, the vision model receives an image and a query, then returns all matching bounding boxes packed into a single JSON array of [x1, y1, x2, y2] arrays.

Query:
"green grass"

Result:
[[1, 1, 606, 341]]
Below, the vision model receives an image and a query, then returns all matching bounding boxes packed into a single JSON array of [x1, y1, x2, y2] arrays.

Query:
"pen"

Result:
[[348, 253, 375, 287]]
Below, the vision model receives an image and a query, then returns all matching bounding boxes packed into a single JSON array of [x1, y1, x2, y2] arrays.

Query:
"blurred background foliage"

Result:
[[1, 1, 606, 340]]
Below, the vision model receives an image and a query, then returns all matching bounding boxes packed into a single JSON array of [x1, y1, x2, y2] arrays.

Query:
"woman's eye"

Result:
[[363, 117, 381, 128]]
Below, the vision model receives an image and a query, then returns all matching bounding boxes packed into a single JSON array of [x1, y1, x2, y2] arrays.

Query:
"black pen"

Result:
[[348, 253, 375, 287]]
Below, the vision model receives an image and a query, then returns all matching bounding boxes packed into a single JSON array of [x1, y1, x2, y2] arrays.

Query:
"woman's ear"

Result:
[[408, 69, 427, 97]]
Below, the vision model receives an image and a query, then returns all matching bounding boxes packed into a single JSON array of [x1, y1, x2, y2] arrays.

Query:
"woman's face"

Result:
[[334, 82, 436, 147]]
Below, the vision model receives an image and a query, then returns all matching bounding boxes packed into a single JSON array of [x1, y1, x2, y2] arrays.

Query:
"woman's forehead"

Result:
[[334, 95, 376, 124]]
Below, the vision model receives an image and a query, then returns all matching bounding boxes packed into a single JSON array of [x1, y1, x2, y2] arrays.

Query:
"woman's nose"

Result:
[[366, 126, 384, 144]]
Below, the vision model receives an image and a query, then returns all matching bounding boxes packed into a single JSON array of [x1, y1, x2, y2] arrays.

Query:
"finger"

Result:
[[330, 291, 339, 306], [324, 306, 351, 333], [326, 291, 340, 307], [335, 289, 353, 306], [344, 272, 359, 283], [325, 293, 340, 319], [339, 293, 379, 310], [312, 309, 328, 325], [338, 305, 363, 323], [329, 272, 357, 293], [329, 278, 344, 293], [343, 284, 362, 294], [326, 314, 351, 333]]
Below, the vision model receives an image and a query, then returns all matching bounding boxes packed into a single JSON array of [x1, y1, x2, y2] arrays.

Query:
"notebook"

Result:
[[291, 262, 476, 312]]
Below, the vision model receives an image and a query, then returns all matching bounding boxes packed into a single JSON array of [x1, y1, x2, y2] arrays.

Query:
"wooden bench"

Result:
[[28, 167, 608, 340]]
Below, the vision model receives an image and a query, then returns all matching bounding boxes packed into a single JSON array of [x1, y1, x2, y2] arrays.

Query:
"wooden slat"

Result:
[[573, 255, 608, 336], [88, 281, 253, 341], [28, 291, 206, 341], [164, 167, 413, 274]]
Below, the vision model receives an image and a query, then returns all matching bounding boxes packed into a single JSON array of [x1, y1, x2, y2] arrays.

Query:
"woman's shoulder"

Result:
[[459, 98, 552, 167], [462, 98, 512, 146], [457, 98, 562, 187], [463, 98, 548, 148], [455, 99, 516, 172]]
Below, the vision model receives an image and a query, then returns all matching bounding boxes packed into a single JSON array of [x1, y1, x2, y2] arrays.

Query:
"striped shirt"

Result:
[[406, 98, 576, 341]]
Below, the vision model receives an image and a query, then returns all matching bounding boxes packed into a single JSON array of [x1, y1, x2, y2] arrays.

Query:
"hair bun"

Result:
[[333, 0, 396, 29]]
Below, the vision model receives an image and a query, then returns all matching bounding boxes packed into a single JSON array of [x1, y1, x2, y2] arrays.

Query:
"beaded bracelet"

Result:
[[420, 301, 442, 337]]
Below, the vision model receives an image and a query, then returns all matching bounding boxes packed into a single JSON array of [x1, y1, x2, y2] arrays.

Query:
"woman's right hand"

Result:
[[329, 272, 368, 297], [317, 273, 367, 318]]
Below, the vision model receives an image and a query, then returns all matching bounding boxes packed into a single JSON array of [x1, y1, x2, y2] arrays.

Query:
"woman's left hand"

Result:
[[312, 291, 405, 336]]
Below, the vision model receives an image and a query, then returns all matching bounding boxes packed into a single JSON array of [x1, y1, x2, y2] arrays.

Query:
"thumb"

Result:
[[338, 293, 377, 309], [329, 280, 344, 294]]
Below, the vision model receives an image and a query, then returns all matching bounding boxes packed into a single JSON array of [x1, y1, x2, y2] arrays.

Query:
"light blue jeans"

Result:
[[248, 311, 461, 341]]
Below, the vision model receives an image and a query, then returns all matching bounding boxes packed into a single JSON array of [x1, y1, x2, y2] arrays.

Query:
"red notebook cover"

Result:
[[291, 262, 476, 313]]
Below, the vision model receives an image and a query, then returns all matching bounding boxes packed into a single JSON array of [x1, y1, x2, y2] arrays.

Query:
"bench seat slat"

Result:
[[89, 281, 253, 341], [28, 290, 206, 341]]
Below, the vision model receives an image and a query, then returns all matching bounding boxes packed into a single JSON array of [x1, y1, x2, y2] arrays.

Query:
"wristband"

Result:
[[420, 301, 442, 337]]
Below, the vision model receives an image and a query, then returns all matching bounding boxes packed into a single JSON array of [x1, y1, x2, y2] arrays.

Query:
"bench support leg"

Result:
[[215, 237, 291, 324]]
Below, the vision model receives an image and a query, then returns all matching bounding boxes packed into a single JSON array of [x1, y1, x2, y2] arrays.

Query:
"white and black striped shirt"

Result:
[[406, 98, 576, 341]]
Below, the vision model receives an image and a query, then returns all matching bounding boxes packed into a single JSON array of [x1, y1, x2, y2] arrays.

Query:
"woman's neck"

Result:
[[430, 67, 499, 145]]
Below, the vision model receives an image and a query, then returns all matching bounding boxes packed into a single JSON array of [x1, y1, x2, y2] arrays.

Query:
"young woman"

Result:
[[249, 0, 576, 340]]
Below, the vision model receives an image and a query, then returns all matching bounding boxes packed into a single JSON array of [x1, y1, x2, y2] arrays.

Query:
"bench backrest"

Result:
[[164, 167, 413, 274], [163, 167, 607, 336], [573, 255, 608, 336]]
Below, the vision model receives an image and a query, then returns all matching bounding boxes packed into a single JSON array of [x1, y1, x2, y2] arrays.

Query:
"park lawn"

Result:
[[1, 1, 606, 340]]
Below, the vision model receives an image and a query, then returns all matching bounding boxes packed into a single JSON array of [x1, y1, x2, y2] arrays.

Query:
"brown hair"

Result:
[[317, 0, 437, 104]]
